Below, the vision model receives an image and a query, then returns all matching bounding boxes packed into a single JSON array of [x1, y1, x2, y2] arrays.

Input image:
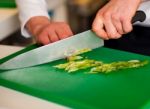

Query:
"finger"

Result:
[[92, 14, 108, 40], [37, 31, 51, 45], [63, 25, 74, 37], [122, 18, 133, 34], [48, 30, 59, 42], [104, 13, 121, 39], [56, 27, 70, 40], [111, 14, 124, 35]]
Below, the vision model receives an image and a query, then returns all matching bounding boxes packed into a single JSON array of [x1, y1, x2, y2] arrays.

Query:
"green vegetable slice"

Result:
[[67, 56, 83, 61], [54, 59, 103, 73], [72, 48, 91, 56], [54, 49, 149, 74], [90, 60, 149, 73]]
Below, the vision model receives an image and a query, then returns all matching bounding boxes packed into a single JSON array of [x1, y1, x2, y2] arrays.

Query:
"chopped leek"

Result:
[[73, 48, 91, 56], [90, 60, 149, 73], [67, 55, 83, 61], [53, 49, 149, 74], [64, 48, 91, 57], [54, 59, 103, 73]]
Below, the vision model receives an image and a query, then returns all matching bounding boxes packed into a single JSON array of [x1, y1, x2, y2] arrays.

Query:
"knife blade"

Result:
[[0, 30, 104, 70]]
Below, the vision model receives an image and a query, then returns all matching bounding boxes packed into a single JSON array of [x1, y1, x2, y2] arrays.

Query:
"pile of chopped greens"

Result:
[[53, 49, 149, 74], [91, 60, 148, 73], [54, 59, 103, 73]]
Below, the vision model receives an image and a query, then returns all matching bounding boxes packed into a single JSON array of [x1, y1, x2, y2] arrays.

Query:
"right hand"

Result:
[[92, 0, 142, 40], [26, 16, 73, 45]]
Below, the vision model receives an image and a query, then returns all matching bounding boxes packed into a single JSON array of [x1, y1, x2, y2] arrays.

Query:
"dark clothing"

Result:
[[105, 26, 150, 56]]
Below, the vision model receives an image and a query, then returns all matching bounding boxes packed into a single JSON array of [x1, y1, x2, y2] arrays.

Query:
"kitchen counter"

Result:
[[0, 45, 23, 59], [0, 86, 67, 109]]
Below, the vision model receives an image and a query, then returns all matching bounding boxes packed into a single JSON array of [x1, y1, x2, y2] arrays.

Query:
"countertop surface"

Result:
[[0, 8, 17, 21], [0, 45, 23, 59]]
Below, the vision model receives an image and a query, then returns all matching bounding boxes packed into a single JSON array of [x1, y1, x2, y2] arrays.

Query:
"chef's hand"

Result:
[[26, 16, 73, 45], [92, 0, 142, 40]]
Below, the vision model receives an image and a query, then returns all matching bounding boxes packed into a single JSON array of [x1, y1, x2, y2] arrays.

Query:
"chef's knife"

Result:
[[0, 30, 104, 70], [0, 11, 146, 70]]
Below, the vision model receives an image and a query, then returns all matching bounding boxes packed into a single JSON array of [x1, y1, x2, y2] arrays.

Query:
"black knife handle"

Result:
[[132, 11, 146, 24]]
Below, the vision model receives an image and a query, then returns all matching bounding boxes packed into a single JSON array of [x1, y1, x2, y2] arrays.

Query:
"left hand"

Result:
[[26, 16, 73, 45], [92, 0, 142, 40]]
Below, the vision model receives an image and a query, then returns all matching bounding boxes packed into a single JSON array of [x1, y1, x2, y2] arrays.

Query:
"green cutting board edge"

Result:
[[0, 46, 150, 109], [0, 0, 16, 8]]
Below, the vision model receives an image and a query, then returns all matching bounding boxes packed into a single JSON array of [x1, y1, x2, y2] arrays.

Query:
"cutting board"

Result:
[[1, 44, 150, 109]]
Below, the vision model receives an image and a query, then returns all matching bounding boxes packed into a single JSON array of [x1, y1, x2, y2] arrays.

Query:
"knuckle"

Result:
[[103, 12, 111, 19], [120, 16, 131, 23], [120, 16, 126, 22], [120, 14, 130, 22], [116, 27, 123, 34], [32, 27, 42, 36], [97, 14, 103, 20], [46, 25, 52, 29], [40, 29, 47, 35], [92, 26, 99, 33], [107, 33, 113, 38], [112, 14, 119, 21]]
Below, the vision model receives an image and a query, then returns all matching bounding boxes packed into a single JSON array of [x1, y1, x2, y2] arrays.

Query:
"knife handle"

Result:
[[132, 11, 146, 24]]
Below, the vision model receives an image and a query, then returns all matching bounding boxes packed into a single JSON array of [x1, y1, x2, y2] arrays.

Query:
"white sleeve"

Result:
[[135, 0, 150, 27], [15, 0, 50, 38]]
